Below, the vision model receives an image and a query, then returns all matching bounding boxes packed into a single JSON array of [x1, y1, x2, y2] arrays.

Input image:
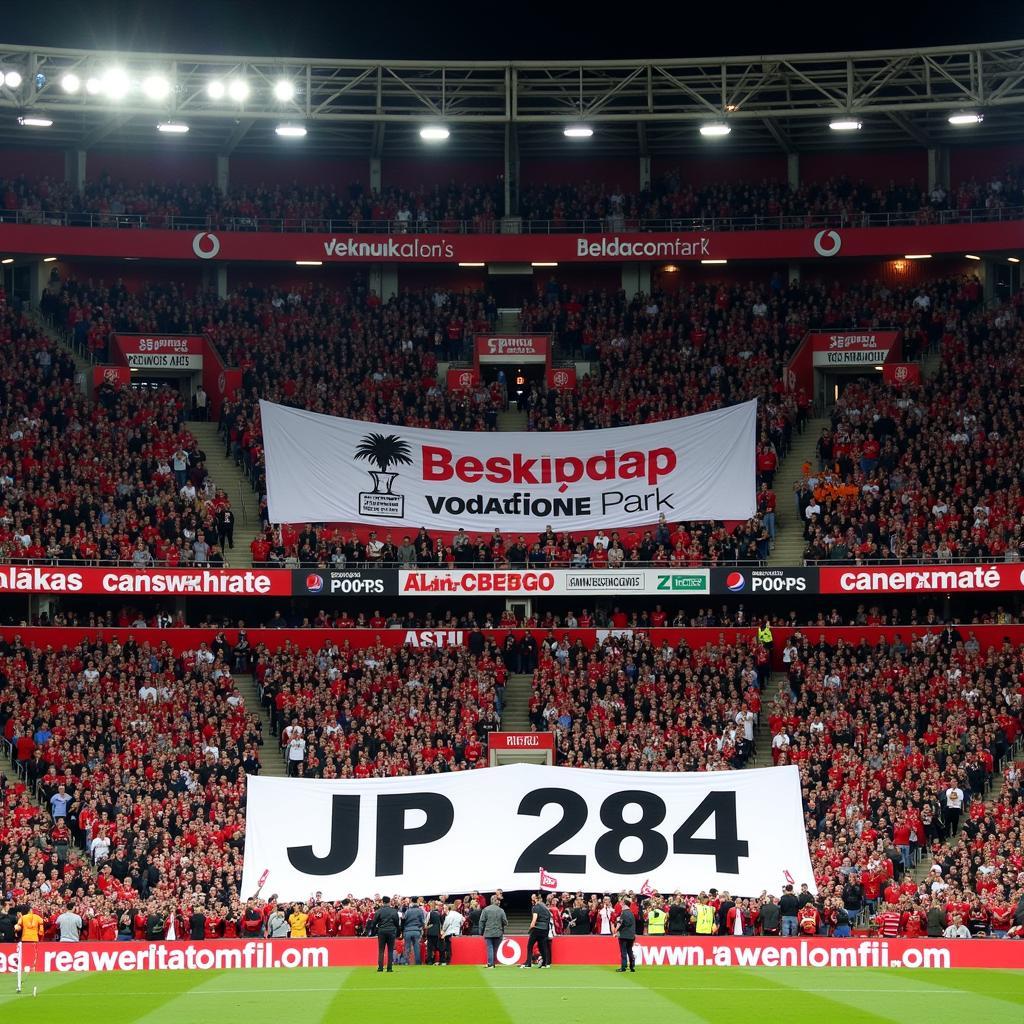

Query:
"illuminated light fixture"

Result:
[[964, 254, 981, 261], [142, 74, 170, 100], [699, 122, 731, 137], [275, 123, 307, 138], [60, 73, 80, 93], [227, 78, 250, 102], [829, 118, 862, 131], [531, 261, 558, 267], [1, 258, 13, 264], [157, 121, 189, 134], [1009, 257, 1021, 264], [85, 77, 102, 95], [102, 67, 130, 100], [904, 254, 932, 259], [273, 79, 296, 102], [701, 259, 727, 265], [662, 264, 679, 272], [295, 260, 322, 266], [563, 124, 593, 138], [948, 112, 983, 125], [130, 367, 139, 373], [419, 125, 450, 141], [458, 262, 485, 267], [18, 116, 53, 127], [207, 79, 225, 100], [4, 70, 22, 89], [873, 365, 884, 371], [724, 104, 739, 112], [42, 256, 57, 262]]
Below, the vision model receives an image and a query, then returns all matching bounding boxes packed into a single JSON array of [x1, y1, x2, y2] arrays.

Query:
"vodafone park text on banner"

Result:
[[240, 763, 812, 901], [259, 399, 756, 530]]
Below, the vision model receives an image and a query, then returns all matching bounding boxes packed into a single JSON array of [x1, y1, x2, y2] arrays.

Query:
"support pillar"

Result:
[[215, 265, 227, 300], [369, 265, 398, 301], [65, 149, 86, 191], [787, 153, 799, 191], [504, 123, 519, 218], [30, 260, 53, 306], [788, 263, 802, 284], [622, 263, 651, 298], [927, 147, 949, 192], [639, 156, 651, 192], [369, 157, 382, 193], [216, 154, 229, 192]]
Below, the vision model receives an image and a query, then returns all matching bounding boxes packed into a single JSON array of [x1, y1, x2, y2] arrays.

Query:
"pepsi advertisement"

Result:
[[711, 567, 819, 596], [292, 569, 398, 597]]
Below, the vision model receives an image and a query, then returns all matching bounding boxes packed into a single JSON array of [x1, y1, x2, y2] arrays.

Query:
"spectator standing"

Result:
[[778, 885, 799, 936], [402, 899, 425, 965], [521, 895, 552, 968], [613, 898, 637, 973], [479, 895, 508, 968], [56, 907, 83, 942], [424, 901, 442, 965], [372, 896, 401, 972], [440, 903, 463, 965]]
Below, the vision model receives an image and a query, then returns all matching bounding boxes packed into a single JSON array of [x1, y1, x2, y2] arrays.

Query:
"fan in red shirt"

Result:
[[307, 904, 332, 937], [334, 900, 360, 936], [797, 904, 820, 935], [875, 904, 903, 938]]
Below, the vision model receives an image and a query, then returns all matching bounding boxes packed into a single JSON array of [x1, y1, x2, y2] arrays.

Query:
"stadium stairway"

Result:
[[29, 307, 93, 382], [505, 909, 533, 935], [500, 673, 533, 730], [767, 416, 828, 566], [234, 673, 288, 777], [497, 308, 522, 333], [188, 422, 263, 568], [497, 408, 529, 430], [751, 671, 789, 768], [921, 347, 943, 381]]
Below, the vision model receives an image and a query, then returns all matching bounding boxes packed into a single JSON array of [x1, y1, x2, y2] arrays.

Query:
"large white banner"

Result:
[[241, 764, 814, 900], [260, 399, 756, 530]]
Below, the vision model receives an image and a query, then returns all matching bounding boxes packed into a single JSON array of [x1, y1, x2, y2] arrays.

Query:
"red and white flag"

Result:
[[539, 868, 558, 891], [783, 869, 795, 886], [640, 879, 654, 897], [256, 869, 269, 892]]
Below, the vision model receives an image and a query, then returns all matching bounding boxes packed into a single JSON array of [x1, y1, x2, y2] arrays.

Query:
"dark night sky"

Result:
[[3, 0, 1023, 59]]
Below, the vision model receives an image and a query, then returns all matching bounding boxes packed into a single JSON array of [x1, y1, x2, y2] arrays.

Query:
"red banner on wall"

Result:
[[818, 563, 1024, 594], [0, 936, 1020, 974], [809, 330, 902, 367], [475, 335, 550, 363], [547, 366, 577, 390], [92, 365, 131, 389], [446, 366, 479, 390], [0, 566, 291, 596], [113, 334, 205, 370], [488, 732, 556, 752], [883, 362, 922, 386]]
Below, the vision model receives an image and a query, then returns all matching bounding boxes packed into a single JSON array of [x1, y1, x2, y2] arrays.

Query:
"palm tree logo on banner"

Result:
[[355, 432, 413, 518]]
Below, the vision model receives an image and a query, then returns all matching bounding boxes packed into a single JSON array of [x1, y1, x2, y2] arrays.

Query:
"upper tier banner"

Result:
[[260, 399, 757, 530], [240, 764, 814, 900], [0, 221, 1021, 262]]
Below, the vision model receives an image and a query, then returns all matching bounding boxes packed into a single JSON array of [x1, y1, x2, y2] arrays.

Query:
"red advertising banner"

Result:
[[4, 625, 1024, 661], [818, 563, 1024, 594], [446, 366, 479, 390], [0, 221, 1022, 263], [475, 335, 550, 364], [0, 566, 291, 596], [488, 732, 556, 751], [547, 366, 577, 390], [92, 365, 131, 389], [809, 330, 902, 368], [113, 333, 205, 370], [0, 936, 1020, 974], [883, 362, 922, 386]]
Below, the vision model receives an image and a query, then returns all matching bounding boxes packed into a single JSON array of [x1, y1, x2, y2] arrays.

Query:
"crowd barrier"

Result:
[[1, 936, 1021, 973]]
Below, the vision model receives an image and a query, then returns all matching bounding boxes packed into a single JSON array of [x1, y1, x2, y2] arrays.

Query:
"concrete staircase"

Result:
[[506, 909, 533, 935], [497, 308, 522, 333], [29, 307, 93, 387], [497, 409, 528, 431], [751, 671, 789, 768], [921, 348, 943, 381], [500, 673, 533, 731], [188, 422, 263, 567], [768, 416, 828, 566], [235, 672, 288, 777]]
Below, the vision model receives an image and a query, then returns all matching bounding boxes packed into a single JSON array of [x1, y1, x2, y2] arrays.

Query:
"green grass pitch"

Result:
[[2, 966, 1021, 1023]]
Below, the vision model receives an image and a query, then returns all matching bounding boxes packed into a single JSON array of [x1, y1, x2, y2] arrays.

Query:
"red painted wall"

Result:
[[949, 145, 1024, 184], [57, 260, 205, 291], [229, 156, 367, 189], [87, 150, 216, 185], [652, 155, 788, 187], [383, 159, 504, 189], [2, 147, 65, 179], [520, 158, 639, 190], [800, 149, 927, 187]]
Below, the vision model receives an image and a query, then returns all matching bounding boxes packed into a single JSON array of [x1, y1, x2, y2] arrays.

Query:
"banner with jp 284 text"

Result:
[[240, 763, 812, 900], [259, 399, 756, 531]]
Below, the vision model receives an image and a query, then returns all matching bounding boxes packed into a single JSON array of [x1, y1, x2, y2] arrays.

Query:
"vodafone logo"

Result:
[[192, 232, 221, 260], [496, 938, 522, 965], [726, 571, 746, 592], [812, 229, 842, 257]]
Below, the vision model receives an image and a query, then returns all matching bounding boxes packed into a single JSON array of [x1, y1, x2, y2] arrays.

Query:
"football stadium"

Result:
[[0, 3, 1023, 1020]]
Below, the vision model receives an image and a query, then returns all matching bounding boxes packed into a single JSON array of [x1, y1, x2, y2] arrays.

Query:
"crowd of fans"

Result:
[[800, 284, 1024, 564], [0, 302, 233, 567], [2, 165, 1021, 233]]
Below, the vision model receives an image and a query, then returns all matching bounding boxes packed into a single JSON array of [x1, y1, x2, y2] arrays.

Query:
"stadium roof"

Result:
[[0, 38, 1023, 158]]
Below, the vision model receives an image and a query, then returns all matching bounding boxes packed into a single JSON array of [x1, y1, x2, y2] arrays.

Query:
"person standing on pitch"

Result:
[[479, 895, 508, 968], [402, 898, 426, 965], [614, 895, 637, 973], [372, 896, 401, 972], [440, 902, 464, 965], [424, 900, 443, 964], [521, 894, 552, 968]]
